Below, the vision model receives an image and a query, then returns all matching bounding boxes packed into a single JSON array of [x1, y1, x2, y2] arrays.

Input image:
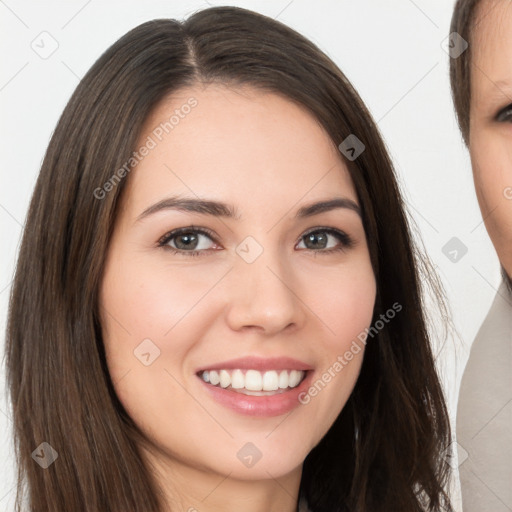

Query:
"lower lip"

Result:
[[197, 371, 314, 417]]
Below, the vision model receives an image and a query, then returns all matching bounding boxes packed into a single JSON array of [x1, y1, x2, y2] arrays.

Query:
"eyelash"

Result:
[[157, 226, 354, 258], [496, 103, 512, 122]]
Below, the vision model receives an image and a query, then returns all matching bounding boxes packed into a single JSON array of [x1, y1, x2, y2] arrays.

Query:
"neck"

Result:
[[141, 444, 303, 512]]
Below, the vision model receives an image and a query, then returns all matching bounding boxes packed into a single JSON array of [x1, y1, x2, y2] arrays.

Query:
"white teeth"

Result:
[[209, 370, 220, 386], [289, 370, 302, 387], [200, 368, 306, 392], [262, 370, 279, 391], [231, 369, 245, 389], [245, 370, 262, 391], [219, 370, 230, 388], [278, 370, 288, 389]]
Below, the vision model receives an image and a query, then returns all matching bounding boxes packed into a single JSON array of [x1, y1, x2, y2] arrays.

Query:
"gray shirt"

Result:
[[456, 279, 512, 511]]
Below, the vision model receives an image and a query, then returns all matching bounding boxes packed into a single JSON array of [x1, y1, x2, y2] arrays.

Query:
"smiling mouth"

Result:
[[197, 368, 308, 396]]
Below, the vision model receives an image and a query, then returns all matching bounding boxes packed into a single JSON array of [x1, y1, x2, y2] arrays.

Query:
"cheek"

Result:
[[98, 255, 215, 436], [295, 257, 376, 427], [100, 254, 218, 344], [307, 256, 376, 347], [98, 257, 156, 379], [470, 137, 512, 253], [470, 134, 512, 203], [99, 254, 237, 415]]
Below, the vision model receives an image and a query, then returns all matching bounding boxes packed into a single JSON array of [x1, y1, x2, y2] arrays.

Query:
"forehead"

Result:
[[122, 84, 357, 215], [471, 0, 512, 93]]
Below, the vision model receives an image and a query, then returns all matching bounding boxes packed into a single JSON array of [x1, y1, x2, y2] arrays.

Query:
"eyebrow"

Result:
[[136, 196, 361, 223]]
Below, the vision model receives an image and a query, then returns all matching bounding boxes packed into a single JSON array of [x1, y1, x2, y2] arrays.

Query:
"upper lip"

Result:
[[195, 356, 314, 374]]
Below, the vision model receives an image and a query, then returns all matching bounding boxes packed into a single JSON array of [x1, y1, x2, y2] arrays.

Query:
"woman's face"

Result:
[[469, 0, 512, 278], [99, 84, 376, 488]]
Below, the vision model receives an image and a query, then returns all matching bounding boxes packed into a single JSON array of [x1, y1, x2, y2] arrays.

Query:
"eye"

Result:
[[496, 103, 512, 122], [158, 226, 219, 257], [297, 227, 354, 254]]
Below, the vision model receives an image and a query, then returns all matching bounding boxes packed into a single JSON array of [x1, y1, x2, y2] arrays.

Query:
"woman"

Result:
[[5, 6, 454, 511], [450, 0, 512, 510]]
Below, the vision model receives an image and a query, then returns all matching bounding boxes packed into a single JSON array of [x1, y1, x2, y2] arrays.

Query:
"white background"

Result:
[[0, 1, 499, 509]]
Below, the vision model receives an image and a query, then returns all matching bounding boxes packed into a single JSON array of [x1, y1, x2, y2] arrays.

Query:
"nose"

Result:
[[224, 246, 305, 336]]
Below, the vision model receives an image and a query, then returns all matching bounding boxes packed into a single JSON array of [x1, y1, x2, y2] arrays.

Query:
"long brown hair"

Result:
[[6, 6, 453, 511]]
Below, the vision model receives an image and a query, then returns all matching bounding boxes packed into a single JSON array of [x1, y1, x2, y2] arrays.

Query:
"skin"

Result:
[[99, 84, 376, 512], [469, 0, 512, 280]]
